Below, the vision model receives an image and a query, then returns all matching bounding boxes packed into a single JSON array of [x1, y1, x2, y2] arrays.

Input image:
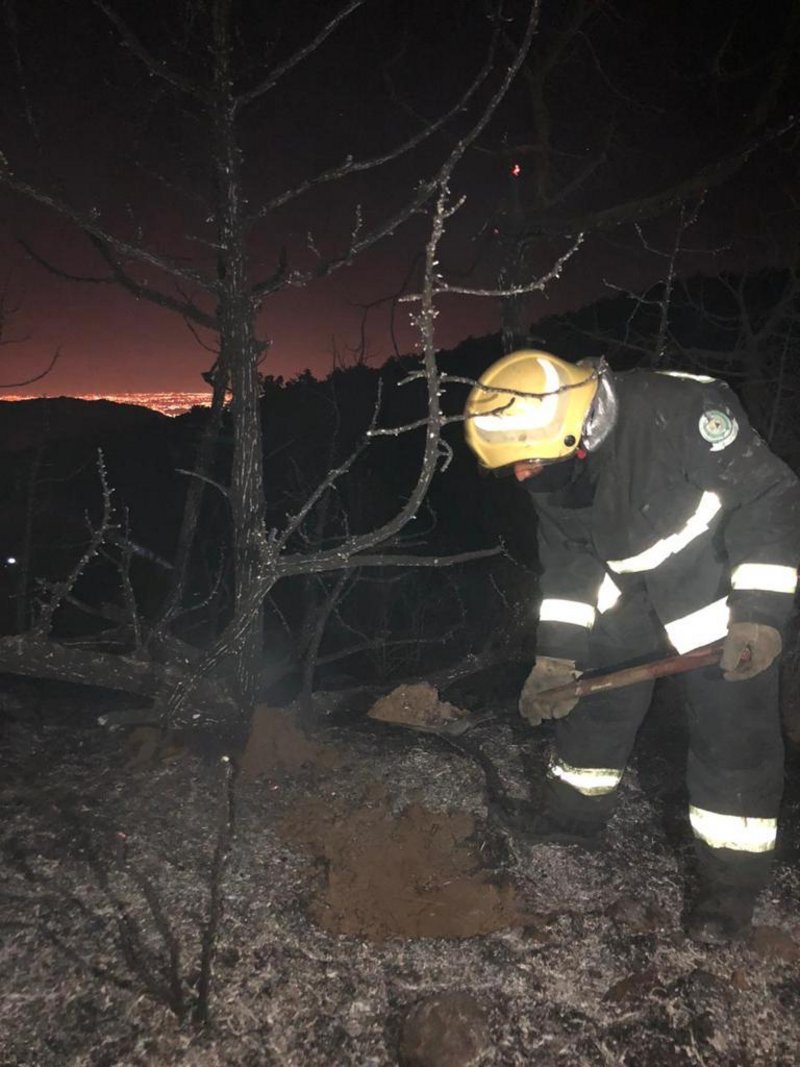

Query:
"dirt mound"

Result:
[[241, 702, 533, 942], [240, 703, 344, 777], [278, 784, 533, 941]]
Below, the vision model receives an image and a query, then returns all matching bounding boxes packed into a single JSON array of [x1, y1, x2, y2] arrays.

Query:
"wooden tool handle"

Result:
[[541, 641, 726, 702]]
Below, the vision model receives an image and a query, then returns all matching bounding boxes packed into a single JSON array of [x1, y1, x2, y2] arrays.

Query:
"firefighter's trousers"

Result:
[[549, 590, 784, 888]]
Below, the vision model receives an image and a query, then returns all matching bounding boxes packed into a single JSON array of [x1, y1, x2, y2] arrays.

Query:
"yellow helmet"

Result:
[[464, 350, 599, 468]]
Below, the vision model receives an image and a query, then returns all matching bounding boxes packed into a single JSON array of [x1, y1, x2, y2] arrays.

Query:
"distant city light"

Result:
[[0, 392, 213, 417], [6, 557, 17, 565], [511, 163, 521, 177]]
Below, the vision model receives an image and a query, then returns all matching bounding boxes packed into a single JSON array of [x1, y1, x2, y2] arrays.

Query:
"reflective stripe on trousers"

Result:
[[689, 805, 777, 853], [549, 756, 623, 796]]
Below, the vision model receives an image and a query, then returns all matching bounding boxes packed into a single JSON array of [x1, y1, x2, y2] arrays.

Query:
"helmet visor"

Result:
[[468, 386, 585, 459]]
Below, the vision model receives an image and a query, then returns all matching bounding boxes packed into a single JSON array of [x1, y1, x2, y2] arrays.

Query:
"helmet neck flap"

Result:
[[581, 368, 617, 453]]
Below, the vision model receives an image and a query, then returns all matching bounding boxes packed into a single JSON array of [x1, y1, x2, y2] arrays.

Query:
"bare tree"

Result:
[[0, 1, 552, 724]]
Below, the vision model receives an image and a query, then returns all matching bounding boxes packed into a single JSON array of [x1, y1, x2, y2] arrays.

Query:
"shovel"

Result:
[[429, 641, 729, 736], [376, 642, 729, 739], [536, 639, 727, 704]]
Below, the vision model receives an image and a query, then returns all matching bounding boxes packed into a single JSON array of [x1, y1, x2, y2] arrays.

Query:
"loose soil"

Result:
[[365, 682, 468, 733], [278, 794, 530, 941], [2, 676, 800, 1066], [243, 697, 532, 941]]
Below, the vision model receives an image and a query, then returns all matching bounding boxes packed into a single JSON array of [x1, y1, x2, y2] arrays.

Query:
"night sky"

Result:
[[0, 0, 797, 397]]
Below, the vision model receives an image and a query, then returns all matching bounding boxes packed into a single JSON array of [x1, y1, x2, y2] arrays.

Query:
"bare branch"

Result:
[[236, 0, 367, 109], [193, 757, 237, 1027], [274, 414, 378, 552], [521, 114, 800, 241], [0, 172, 213, 289], [0, 347, 61, 388], [88, 237, 218, 329], [174, 468, 231, 501], [278, 544, 504, 577], [247, 27, 499, 225], [402, 233, 586, 300], [32, 451, 117, 639], [19, 234, 219, 329], [643, 199, 705, 367], [251, 178, 438, 298], [93, 0, 210, 103]]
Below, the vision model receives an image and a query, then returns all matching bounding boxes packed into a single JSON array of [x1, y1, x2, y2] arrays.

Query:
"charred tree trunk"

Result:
[[210, 0, 266, 711], [0, 634, 237, 717]]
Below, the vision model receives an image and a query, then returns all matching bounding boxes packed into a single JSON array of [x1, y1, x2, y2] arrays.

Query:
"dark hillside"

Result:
[[0, 397, 171, 454]]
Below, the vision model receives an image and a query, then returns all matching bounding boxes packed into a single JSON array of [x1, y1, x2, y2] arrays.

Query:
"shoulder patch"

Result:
[[698, 409, 738, 451]]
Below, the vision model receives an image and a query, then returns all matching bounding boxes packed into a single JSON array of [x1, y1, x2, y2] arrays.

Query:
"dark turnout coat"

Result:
[[531, 369, 800, 665]]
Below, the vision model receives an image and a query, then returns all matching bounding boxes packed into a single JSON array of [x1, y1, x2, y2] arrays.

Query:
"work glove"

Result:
[[519, 656, 580, 726], [720, 622, 782, 681]]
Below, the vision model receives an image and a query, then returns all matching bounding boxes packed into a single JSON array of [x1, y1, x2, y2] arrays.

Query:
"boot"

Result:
[[686, 843, 769, 945], [686, 882, 759, 945], [490, 797, 605, 848], [525, 806, 606, 848], [490, 784, 609, 850]]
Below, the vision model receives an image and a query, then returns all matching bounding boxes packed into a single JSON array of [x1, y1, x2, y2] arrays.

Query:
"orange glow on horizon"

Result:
[[0, 391, 213, 417]]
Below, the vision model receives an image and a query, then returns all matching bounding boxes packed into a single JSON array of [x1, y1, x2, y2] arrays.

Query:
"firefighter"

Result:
[[463, 350, 800, 944]]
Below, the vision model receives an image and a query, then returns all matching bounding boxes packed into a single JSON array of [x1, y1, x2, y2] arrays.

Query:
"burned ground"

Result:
[[1, 674, 799, 1067]]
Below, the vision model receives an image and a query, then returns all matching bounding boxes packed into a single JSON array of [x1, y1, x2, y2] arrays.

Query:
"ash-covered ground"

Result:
[[1, 672, 799, 1067]]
